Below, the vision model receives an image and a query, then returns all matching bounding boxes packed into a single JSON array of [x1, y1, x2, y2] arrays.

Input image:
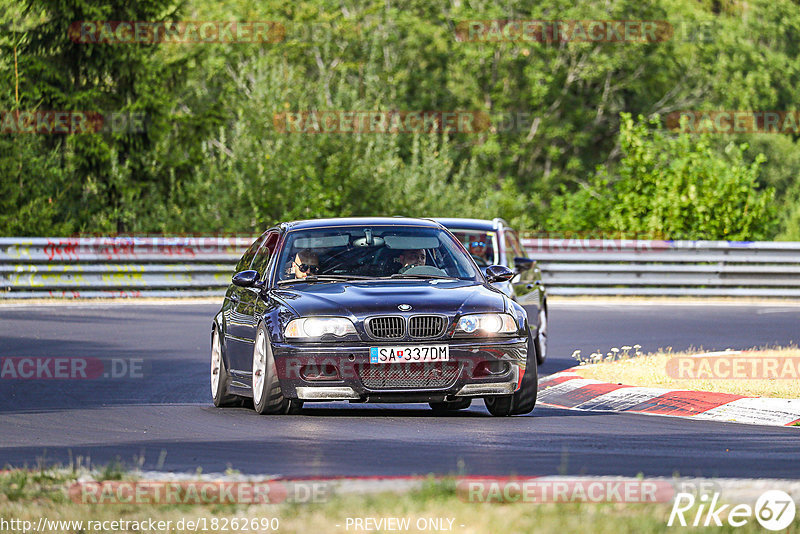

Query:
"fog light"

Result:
[[473, 361, 510, 377], [301, 364, 339, 381]]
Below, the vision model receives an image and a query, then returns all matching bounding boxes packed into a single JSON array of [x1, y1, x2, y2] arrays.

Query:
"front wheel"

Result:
[[484, 330, 539, 416], [252, 324, 302, 415]]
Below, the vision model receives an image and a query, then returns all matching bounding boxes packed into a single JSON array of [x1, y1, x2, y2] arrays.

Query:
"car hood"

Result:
[[273, 279, 506, 318]]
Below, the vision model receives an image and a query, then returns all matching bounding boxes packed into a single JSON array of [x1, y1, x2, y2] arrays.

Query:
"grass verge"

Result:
[[572, 348, 800, 398], [5, 468, 800, 533]]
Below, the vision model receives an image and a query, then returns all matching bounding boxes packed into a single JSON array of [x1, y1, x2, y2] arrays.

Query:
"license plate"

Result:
[[369, 345, 449, 364]]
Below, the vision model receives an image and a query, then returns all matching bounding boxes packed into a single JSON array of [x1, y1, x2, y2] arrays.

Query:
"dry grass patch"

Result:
[[573, 348, 800, 398]]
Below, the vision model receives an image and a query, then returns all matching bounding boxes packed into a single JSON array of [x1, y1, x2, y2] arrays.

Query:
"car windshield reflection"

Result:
[[277, 226, 481, 283]]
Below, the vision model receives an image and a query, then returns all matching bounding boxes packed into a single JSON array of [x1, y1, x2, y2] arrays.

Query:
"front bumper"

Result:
[[272, 337, 528, 403]]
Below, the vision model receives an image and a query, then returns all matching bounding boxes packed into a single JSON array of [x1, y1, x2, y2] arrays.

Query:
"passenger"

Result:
[[395, 249, 427, 274], [289, 249, 320, 279]]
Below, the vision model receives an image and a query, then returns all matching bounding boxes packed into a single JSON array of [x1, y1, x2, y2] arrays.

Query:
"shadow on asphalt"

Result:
[[203, 402, 613, 419]]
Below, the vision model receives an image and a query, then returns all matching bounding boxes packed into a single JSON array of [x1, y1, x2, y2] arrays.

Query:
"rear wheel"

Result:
[[429, 398, 472, 413], [484, 330, 539, 416], [211, 328, 240, 407], [252, 324, 303, 415]]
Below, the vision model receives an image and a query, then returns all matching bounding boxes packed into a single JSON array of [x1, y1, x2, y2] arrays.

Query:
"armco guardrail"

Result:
[[522, 237, 800, 297], [0, 237, 251, 299], [1, 237, 799, 298]]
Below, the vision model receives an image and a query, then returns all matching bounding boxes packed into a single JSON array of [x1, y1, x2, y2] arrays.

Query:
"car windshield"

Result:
[[447, 230, 499, 267], [276, 225, 481, 282]]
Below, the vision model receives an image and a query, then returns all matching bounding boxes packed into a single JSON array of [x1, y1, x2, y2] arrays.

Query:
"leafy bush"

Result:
[[547, 114, 777, 240]]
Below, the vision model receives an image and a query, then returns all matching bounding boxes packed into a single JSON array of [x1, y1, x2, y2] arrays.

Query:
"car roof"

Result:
[[433, 218, 509, 232], [281, 217, 445, 231]]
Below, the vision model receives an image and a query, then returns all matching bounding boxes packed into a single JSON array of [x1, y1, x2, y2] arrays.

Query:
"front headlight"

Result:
[[284, 317, 356, 339], [456, 313, 517, 336]]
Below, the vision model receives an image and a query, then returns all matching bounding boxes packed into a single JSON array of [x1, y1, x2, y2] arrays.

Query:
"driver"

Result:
[[468, 238, 489, 265], [289, 249, 320, 279], [395, 249, 426, 274]]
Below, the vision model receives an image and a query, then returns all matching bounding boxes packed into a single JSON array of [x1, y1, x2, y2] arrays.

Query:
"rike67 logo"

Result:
[[668, 489, 796, 530]]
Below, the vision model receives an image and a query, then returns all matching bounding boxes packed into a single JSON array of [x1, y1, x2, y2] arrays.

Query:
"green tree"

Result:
[[1, 0, 185, 234]]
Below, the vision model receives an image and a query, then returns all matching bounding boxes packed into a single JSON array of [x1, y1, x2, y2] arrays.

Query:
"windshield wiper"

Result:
[[388, 273, 459, 280], [277, 274, 376, 285]]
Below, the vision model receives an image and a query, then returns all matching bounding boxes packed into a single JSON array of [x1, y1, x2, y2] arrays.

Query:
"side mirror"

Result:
[[514, 257, 535, 272], [485, 265, 515, 283], [232, 270, 263, 288]]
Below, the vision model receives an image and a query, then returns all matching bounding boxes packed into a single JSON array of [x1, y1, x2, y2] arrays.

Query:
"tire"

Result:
[[252, 324, 303, 415], [484, 330, 539, 416], [429, 398, 472, 413], [211, 328, 240, 407], [484, 395, 514, 417], [536, 304, 548, 365], [510, 330, 539, 415]]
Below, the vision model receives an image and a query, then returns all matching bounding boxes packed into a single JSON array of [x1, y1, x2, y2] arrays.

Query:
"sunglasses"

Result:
[[469, 241, 486, 247], [294, 261, 319, 274]]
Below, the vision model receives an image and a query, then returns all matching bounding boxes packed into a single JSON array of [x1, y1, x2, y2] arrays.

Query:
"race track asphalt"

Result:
[[1, 301, 798, 478]]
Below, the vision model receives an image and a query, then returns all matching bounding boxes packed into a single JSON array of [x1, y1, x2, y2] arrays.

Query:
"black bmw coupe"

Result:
[[211, 217, 542, 416]]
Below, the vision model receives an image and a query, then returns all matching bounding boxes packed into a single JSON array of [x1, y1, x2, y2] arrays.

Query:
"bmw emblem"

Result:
[[398, 304, 412, 311]]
